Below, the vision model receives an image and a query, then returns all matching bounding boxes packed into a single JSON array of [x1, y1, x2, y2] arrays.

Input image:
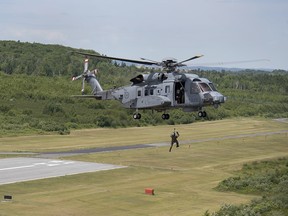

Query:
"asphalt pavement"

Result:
[[0, 157, 126, 185]]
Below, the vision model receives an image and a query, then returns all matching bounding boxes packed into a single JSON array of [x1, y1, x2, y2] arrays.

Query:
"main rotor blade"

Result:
[[140, 57, 159, 64], [74, 51, 156, 66], [177, 55, 204, 65], [193, 59, 270, 66]]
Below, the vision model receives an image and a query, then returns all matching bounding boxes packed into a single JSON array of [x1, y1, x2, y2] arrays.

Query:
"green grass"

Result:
[[0, 117, 286, 153], [0, 118, 287, 216]]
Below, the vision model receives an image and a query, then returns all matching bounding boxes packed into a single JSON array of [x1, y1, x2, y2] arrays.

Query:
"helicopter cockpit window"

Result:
[[191, 83, 201, 94], [209, 83, 217, 91], [199, 83, 212, 92]]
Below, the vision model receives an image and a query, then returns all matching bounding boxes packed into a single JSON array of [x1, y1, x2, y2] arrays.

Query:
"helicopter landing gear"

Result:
[[133, 113, 141, 120], [198, 111, 207, 118], [161, 113, 170, 120]]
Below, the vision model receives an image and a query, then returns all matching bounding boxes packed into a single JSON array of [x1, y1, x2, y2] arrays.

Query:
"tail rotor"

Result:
[[72, 58, 102, 95]]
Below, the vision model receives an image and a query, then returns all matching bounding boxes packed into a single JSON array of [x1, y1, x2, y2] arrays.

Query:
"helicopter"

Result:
[[72, 51, 226, 120]]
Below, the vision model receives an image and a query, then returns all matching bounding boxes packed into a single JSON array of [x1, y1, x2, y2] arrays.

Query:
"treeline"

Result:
[[0, 40, 151, 88], [0, 40, 96, 77], [0, 40, 288, 135], [204, 157, 288, 216]]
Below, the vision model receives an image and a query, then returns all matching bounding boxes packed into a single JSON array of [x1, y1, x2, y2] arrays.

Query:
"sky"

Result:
[[1, 0, 287, 70]]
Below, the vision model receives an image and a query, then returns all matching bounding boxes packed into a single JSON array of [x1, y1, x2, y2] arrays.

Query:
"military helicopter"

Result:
[[72, 51, 226, 120]]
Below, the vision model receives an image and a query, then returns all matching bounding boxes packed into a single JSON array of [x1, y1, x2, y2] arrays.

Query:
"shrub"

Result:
[[42, 102, 65, 116]]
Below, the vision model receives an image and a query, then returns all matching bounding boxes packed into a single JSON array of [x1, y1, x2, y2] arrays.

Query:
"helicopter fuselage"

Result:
[[93, 71, 225, 119], [72, 52, 225, 120]]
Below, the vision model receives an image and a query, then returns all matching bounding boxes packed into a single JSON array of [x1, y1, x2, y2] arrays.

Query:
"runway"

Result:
[[0, 157, 126, 185]]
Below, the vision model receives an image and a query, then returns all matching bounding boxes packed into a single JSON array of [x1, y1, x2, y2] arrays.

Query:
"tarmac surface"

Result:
[[0, 157, 126, 185], [37, 129, 288, 158], [37, 144, 156, 158]]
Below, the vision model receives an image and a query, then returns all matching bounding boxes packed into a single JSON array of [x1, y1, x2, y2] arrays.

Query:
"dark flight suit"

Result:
[[169, 131, 180, 152]]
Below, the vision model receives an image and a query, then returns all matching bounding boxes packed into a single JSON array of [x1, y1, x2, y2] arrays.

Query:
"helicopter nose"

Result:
[[210, 92, 225, 104]]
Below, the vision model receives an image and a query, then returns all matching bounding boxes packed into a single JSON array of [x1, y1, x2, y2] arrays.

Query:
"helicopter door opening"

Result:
[[175, 82, 185, 104]]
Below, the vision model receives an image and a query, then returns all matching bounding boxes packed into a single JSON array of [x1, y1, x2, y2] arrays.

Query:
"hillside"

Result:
[[0, 40, 288, 136], [0, 40, 95, 76]]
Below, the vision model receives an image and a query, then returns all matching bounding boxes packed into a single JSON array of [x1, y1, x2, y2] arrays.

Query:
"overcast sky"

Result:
[[1, 0, 287, 70]]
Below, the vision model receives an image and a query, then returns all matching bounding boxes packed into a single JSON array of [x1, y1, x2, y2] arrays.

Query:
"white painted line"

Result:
[[0, 164, 35, 171]]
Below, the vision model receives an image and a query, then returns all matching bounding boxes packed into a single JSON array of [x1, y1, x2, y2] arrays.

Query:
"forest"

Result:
[[0, 40, 288, 136]]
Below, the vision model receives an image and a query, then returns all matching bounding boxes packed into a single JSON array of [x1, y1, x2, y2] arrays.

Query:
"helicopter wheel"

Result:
[[198, 111, 207, 118], [133, 113, 141, 120], [161, 113, 170, 120]]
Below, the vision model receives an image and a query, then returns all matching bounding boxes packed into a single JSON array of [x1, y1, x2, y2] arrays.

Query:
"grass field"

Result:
[[0, 118, 287, 216]]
